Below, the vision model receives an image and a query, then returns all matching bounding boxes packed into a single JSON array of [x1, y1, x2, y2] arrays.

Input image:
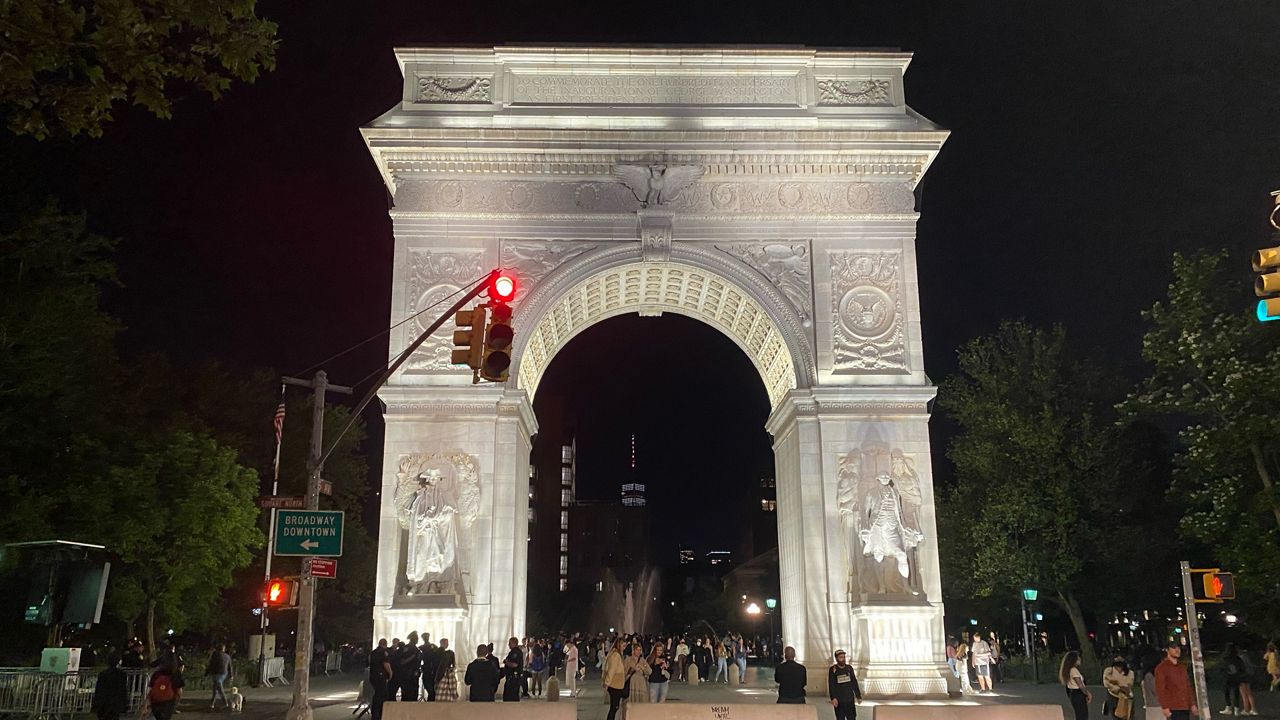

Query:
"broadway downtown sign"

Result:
[[272, 510, 344, 557]]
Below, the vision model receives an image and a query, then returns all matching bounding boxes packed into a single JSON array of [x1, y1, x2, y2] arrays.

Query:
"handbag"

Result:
[[1115, 695, 1132, 720]]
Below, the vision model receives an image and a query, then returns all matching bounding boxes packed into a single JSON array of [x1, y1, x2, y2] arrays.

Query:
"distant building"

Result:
[[528, 397, 576, 592], [706, 550, 733, 568], [678, 547, 695, 565]]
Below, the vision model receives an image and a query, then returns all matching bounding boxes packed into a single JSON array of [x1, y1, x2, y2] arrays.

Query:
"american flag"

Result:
[[271, 395, 286, 482]]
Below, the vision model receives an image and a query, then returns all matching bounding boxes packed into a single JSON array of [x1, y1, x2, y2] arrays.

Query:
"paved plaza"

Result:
[[171, 667, 1280, 720]]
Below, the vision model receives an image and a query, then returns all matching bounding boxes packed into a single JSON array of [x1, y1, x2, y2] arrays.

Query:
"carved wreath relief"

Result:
[[405, 249, 485, 372], [836, 446, 925, 596], [394, 451, 481, 600], [815, 78, 892, 106], [831, 251, 908, 373], [416, 76, 492, 103]]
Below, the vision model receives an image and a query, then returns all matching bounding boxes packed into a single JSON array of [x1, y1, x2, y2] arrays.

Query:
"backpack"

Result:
[[149, 673, 176, 704], [531, 654, 546, 672]]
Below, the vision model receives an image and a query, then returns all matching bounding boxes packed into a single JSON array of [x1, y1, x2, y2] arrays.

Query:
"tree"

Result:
[[0, 0, 278, 139], [938, 321, 1177, 673], [100, 432, 263, 656], [1123, 251, 1280, 632]]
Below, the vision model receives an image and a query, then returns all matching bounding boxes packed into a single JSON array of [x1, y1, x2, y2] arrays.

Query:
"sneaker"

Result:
[[1220, 708, 1235, 716], [1245, 711, 1259, 716]]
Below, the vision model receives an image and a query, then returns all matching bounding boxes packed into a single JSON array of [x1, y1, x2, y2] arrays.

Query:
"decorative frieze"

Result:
[[394, 179, 915, 216], [498, 240, 597, 302], [510, 72, 801, 106], [830, 251, 908, 373], [816, 78, 892, 106], [404, 249, 485, 372], [415, 76, 492, 103]]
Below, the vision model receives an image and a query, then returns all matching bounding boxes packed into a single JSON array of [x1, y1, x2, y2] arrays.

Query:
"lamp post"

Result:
[[766, 598, 778, 664], [1022, 588, 1039, 683]]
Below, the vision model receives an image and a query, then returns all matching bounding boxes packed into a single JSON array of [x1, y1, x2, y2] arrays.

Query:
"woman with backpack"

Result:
[[144, 659, 183, 720], [529, 643, 548, 697]]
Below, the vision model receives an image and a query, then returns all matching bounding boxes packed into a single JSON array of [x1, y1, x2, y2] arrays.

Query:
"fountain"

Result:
[[591, 566, 662, 635]]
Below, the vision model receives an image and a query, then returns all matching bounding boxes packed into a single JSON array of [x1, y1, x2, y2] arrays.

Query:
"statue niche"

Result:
[[837, 447, 925, 596], [394, 452, 481, 600]]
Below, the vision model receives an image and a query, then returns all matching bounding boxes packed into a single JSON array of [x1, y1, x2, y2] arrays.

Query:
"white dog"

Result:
[[228, 687, 244, 712]]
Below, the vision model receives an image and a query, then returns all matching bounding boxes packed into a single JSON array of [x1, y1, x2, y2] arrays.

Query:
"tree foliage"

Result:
[[0, 0, 278, 139], [938, 321, 1178, 669], [1123, 251, 1280, 632]]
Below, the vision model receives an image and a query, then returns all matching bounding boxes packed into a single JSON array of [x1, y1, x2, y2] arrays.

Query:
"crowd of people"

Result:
[[1057, 640, 1280, 720], [364, 630, 862, 720]]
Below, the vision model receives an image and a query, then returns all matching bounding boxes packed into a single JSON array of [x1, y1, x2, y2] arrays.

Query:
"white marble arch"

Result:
[[363, 46, 952, 695]]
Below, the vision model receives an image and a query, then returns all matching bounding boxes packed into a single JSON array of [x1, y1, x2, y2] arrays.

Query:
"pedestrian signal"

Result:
[[479, 302, 514, 382], [451, 305, 488, 371], [1203, 572, 1235, 601], [265, 579, 298, 607]]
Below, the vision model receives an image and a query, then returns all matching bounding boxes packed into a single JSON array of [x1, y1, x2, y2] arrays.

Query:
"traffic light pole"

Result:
[[285, 271, 497, 720], [284, 371, 351, 720], [1180, 561, 1212, 720]]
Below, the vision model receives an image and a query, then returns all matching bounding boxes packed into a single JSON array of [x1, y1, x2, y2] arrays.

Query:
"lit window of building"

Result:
[[559, 556, 568, 574], [621, 482, 646, 507], [559, 578, 567, 591], [707, 550, 732, 566], [560, 535, 569, 552], [560, 510, 569, 530], [760, 499, 776, 511], [678, 548, 694, 565], [595, 581, 604, 592]]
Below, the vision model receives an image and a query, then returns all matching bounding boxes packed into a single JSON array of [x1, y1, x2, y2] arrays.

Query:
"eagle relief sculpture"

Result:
[[612, 164, 704, 207], [394, 452, 481, 598]]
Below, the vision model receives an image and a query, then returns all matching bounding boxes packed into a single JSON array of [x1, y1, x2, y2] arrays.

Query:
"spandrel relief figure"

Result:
[[394, 452, 480, 597], [835, 452, 862, 596]]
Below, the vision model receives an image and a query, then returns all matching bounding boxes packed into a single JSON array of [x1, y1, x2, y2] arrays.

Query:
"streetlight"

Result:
[[1021, 588, 1040, 683], [765, 599, 778, 665], [745, 602, 761, 615]]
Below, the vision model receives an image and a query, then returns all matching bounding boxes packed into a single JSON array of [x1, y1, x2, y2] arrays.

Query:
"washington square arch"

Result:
[[361, 46, 951, 695]]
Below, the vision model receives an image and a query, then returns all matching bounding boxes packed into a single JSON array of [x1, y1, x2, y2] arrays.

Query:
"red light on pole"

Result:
[[491, 274, 516, 302], [268, 580, 285, 604]]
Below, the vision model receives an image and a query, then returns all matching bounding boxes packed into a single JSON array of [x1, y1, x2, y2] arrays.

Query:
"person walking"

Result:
[[369, 639, 393, 720], [676, 639, 690, 683], [205, 643, 231, 709], [1221, 644, 1245, 716], [1103, 655, 1135, 720], [92, 651, 129, 720], [602, 638, 628, 720], [1265, 642, 1280, 692], [434, 639, 458, 702], [971, 631, 994, 694], [143, 658, 182, 720], [1155, 642, 1196, 720], [734, 634, 748, 685], [775, 646, 807, 704], [1142, 657, 1164, 720], [647, 644, 671, 703], [714, 640, 729, 684], [828, 649, 862, 720], [465, 645, 498, 702], [1062, 651, 1093, 720]]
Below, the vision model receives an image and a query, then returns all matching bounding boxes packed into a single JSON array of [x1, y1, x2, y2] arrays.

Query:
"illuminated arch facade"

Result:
[[363, 46, 951, 695]]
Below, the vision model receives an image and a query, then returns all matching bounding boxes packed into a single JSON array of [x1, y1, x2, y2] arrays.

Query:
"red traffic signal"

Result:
[[1203, 572, 1236, 601], [490, 274, 517, 303]]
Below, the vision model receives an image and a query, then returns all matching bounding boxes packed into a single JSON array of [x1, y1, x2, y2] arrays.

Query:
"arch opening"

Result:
[[516, 261, 800, 409]]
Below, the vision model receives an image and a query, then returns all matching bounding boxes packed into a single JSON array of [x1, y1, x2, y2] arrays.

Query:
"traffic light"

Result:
[[1203, 571, 1236, 601], [478, 274, 517, 383], [1255, 245, 1280, 322], [265, 579, 298, 607], [450, 305, 488, 371], [479, 302, 514, 382]]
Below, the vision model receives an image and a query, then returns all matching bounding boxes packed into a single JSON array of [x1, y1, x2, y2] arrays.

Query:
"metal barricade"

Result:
[[0, 668, 149, 719]]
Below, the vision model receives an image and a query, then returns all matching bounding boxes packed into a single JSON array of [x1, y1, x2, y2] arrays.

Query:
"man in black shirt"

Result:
[[398, 633, 422, 701], [368, 639, 392, 720], [465, 645, 498, 702], [502, 637, 523, 702], [775, 646, 807, 704], [828, 650, 862, 720], [420, 633, 438, 702]]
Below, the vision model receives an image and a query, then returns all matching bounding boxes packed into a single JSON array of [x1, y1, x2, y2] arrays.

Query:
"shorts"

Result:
[[975, 663, 991, 678]]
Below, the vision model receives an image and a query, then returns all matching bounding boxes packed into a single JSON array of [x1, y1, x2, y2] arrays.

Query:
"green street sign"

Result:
[[273, 510, 344, 557]]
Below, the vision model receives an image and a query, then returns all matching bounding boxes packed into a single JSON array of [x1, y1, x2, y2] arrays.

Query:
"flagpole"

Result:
[[257, 384, 287, 686]]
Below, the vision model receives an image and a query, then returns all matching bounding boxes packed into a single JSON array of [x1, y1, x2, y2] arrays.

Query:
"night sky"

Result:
[[4, 1, 1280, 552]]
